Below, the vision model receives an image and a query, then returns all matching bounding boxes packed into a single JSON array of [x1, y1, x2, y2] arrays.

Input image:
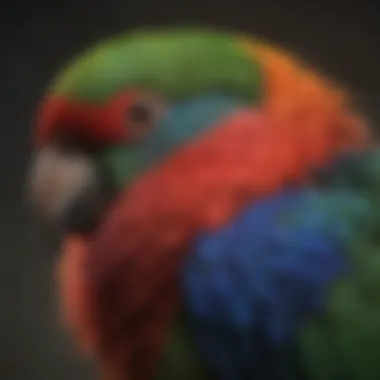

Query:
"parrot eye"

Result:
[[129, 101, 152, 124], [125, 94, 166, 141]]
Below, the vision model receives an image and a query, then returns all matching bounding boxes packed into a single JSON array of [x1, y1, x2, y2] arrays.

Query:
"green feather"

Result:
[[50, 28, 262, 103], [299, 149, 380, 379], [154, 317, 209, 380]]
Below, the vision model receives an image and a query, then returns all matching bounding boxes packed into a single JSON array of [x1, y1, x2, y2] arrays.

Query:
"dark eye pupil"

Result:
[[129, 102, 152, 124]]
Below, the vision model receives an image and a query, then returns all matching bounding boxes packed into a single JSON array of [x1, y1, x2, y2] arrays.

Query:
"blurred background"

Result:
[[1, 0, 379, 378]]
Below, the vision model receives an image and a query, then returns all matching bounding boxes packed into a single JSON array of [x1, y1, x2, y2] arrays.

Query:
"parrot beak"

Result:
[[27, 145, 114, 234]]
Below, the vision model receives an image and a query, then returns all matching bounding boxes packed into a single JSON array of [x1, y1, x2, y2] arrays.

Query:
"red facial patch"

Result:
[[35, 91, 141, 147]]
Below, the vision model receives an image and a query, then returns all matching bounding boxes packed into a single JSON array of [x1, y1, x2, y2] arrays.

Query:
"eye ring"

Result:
[[125, 94, 166, 141]]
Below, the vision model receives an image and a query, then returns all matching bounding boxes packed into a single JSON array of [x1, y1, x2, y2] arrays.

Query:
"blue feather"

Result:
[[182, 189, 349, 380]]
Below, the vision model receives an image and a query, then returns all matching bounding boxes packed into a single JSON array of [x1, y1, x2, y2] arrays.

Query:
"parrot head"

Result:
[[28, 29, 260, 234], [28, 28, 367, 237]]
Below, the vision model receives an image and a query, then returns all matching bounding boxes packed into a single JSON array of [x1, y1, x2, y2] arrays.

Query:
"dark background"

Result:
[[1, 0, 379, 379]]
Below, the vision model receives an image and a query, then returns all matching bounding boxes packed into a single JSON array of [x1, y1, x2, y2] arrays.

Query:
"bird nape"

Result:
[[27, 27, 380, 380]]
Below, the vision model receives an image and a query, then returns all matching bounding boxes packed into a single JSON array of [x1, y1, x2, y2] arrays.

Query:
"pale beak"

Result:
[[27, 146, 113, 234]]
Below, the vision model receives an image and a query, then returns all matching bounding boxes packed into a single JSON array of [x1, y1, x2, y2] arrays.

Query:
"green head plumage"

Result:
[[51, 28, 262, 103]]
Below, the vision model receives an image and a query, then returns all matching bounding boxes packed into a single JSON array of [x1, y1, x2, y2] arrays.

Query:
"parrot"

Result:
[[27, 27, 380, 380]]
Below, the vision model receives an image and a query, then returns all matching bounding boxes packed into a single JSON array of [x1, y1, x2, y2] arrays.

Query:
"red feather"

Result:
[[35, 91, 141, 147], [57, 105, 369, 379]]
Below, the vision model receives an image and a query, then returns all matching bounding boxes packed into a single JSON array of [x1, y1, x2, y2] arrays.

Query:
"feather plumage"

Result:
[[30, 27, 379, 380]]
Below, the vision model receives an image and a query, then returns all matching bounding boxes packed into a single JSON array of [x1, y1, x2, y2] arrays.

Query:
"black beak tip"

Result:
[[59, 178, 114, 235], [60, 194, 103, 235]]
